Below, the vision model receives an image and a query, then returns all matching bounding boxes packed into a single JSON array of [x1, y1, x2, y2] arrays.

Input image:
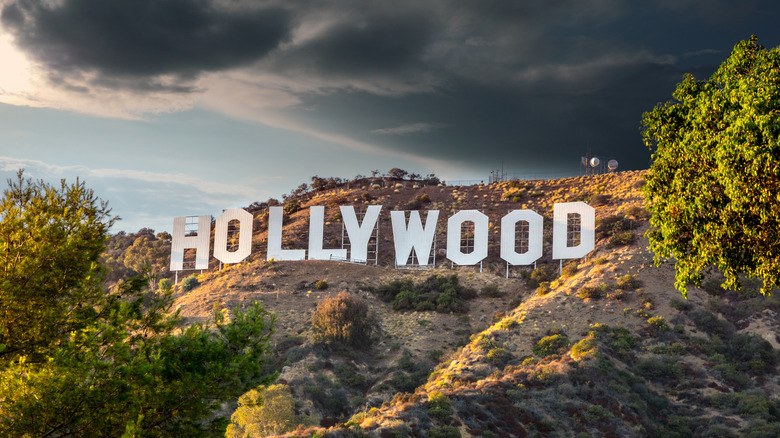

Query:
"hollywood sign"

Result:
[[169, 202, 594, 271]]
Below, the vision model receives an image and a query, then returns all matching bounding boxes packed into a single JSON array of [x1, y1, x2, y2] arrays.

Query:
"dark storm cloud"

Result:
[[1, 0, 291, 89], [276, 12, 435, 77], [4, 0, 780, 175]]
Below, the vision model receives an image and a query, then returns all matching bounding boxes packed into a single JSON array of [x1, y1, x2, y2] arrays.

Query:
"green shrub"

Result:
[[608, 231, 637, 247], [429, 349, 444, 362], [487, 347, 510, 367], [595, 214, 634, 239], [480, 283, 503, 297], [727, 333, 777, 373], [578, 283, 610, 299], [571, 336, 597, 359], [561, 261, 578, 277], [690, 309, 735, 338], [590, 325, 639, 352], [180, 274, 199, 292], [311, 292, 376, 349], [427, 391, 452, 422], [536, 281, 552, 296], [616, 274, 643, 290], [525, 264, 558, 288], [647, 316, 669, 332], [592, 256, 608, 265], [670, 298, 692, 312], [158, 278, 172, 291], [533, 335, 570, 357], [314, 280, 329, 290], [375, 274, 475, 314], [428, 425, 461, 438], [502, 188, 526, 202], [635, 356, 683, 383], [283, 199, 300, 214], [624, 205, 651, 220]]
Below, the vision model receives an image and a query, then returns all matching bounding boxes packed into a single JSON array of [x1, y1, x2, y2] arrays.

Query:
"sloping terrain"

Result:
[[162, 171, 780, 437]]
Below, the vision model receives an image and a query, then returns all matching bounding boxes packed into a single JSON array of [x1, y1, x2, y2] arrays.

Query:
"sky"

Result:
[[1, 0, 780, 233]]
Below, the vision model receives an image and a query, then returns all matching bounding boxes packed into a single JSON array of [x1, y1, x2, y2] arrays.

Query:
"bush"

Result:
[[578, 283, 610, 299], [180, 274, 199, 292], [158, 278, 172, 291], [561, 261, 578, 277], [571, 337, 597, 359], [283, 199, 300, 214], [670, 298, 692, 312], [315, 280, 329, 290], [608, 231, 637, 247], [502, 188, 526, 202], [536, 282, 552, 296], [616, 274, 643, 290], [311, 292, 376, 349], [647, 316, 669, 332], [427, 391, 452, 422], [595, 214, 634, 239], [690, 309, 735, 338], [480, 283, 503, 298], [533, 335, 570, 357], [525, 264, 558, 288], [375, 274, 475, 313], [429, 425, 461, 438], [624, 205, 651, 220], [487, 347, 510, 367]]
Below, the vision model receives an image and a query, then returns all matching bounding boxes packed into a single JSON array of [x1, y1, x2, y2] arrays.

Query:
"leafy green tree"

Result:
[[226, 383, 315, 437], [123, 229, 172, 289], [642, 36, 780, 296], [0, 170, 111, 361], [0, 171, 277, 436]]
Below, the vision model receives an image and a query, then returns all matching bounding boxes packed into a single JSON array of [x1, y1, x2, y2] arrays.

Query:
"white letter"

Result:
[[391, 210, 439, 266], [267, 206, 306, 261], [500, 210, 543, 265], [446, 210, 489, 265], [309, 206, 348, 261], [170, 215, 211, 271], [213, 208, 253, 264], [552, 202, 595, 259], [341, 205, 381, 263]]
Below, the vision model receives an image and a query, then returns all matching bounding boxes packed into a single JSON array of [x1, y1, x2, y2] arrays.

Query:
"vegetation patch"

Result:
[[373, 274, 476, 313], [311, 291, 376, 349], [533, 334, 570, 358]]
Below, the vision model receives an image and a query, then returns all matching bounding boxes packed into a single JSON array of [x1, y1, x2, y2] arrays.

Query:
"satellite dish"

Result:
[[590, 157, 600, 167], [608, 159, 619, 171]]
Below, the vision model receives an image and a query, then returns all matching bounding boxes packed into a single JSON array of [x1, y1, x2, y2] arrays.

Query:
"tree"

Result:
[[388, 167, 408, 179], [123, 230, 171, 289], [0, 170, 111, 361], [226, 384, 315, 437], [641, 36, 780, 296], [311, 291, 376, 349], [0, 171, 277, 436]]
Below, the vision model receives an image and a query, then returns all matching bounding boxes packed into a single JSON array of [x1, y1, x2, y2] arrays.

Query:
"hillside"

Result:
[[164, 171, 780, 437]]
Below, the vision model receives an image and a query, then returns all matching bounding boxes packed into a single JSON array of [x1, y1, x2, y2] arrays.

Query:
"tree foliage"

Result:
[[311, 291, 376, 349], [642, 36, 780, 296], [0, 171, 277, 436], [226, 383, 315, 437]]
